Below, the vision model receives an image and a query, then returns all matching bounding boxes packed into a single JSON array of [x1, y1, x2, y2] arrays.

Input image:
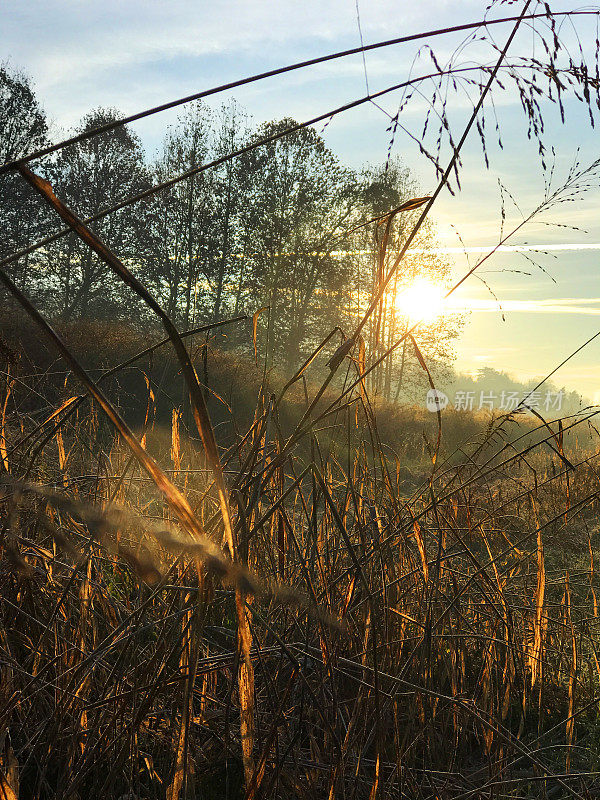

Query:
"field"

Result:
[[2, 313, 600, 799], [4, 4, 600, 798]]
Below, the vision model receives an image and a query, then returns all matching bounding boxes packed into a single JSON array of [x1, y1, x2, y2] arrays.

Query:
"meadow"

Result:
[[2, 310, 600, 799], [3, 4, 600, 798]]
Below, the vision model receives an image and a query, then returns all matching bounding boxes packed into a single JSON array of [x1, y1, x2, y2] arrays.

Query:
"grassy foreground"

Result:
[[2, 315, 600, 799]]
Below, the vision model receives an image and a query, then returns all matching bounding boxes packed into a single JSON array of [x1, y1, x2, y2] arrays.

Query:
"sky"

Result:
[[3, 0, 600, 399]]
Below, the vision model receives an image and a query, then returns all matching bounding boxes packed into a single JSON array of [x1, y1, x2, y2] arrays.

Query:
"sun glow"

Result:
[[396, 279, 446, 323]]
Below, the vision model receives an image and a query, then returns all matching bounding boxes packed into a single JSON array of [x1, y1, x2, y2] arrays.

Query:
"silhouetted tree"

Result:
[[348, 159, 463, 402], [43, 109, 150, 320], [0, 64, 50, 290], [236, 118, 356, 368]]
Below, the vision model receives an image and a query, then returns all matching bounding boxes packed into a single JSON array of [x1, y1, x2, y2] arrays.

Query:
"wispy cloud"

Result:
[[431, 243, 600, 254], [447, 296, 600, 315], [333, 243, 600, 257]]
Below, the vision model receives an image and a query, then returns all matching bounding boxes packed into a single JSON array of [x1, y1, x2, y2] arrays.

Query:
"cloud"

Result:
[[429, 243, 600, 254], [446, 296, 600, 316], [331, 243, 600, 258], [2, 0, 531, 127], [4, 1, 418, 89]]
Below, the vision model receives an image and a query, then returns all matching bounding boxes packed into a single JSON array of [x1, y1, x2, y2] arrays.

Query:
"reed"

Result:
[[3, 4, 600, 797]]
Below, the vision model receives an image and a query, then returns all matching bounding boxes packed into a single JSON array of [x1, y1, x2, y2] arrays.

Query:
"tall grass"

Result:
[[2, 311, 600, 799], [3, 6, 600, 796]]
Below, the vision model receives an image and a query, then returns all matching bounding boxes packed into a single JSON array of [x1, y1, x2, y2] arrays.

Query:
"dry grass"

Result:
[[2, 313, 600, 800], [3, 8, 600, 795]]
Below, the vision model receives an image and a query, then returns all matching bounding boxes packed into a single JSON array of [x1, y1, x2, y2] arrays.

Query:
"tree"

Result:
[[347, 159, 463, 403], [147, 103, 222, 327], [0, 63, 47, 164], [0, 64, 49, 290], [208, 102, 251, 325], [235, 119, 357, 369], [42, 109, 151, 321]]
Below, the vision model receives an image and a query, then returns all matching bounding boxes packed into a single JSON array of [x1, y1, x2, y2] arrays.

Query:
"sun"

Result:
[[396, 278, 446, 323]]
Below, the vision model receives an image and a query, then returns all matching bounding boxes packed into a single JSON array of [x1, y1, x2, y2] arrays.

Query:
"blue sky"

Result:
[[4, 0, 600, 397]]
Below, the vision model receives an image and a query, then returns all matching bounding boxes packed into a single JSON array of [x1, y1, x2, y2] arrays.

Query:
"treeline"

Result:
[[448, 366, 586, 416], [1, 64, 460, 399]]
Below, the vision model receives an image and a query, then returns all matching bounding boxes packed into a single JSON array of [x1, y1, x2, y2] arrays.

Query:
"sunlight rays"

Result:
[[396, 278, 446, 322]]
